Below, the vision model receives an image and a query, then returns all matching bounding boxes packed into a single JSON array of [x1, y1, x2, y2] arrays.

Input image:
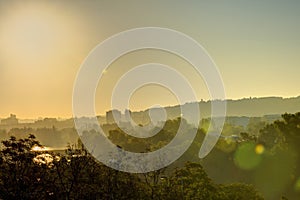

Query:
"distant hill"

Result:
[[0, 96, 299, 147], [225, 96, 300, 117], [129, 96, 300, 124], [1, 96, 299, 128]]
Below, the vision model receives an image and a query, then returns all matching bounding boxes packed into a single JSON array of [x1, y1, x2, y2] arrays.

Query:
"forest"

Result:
[[0, 112, 299, 199]]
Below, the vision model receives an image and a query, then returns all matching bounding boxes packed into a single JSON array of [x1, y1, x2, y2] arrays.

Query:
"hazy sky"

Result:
[[0, 0, 299, 118]]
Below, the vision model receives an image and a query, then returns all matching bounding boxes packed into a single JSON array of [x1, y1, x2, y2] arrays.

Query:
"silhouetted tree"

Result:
[[0, 135, 49, 199]]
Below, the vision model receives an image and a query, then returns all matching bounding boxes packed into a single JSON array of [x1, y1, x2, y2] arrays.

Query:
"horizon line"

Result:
[[1, 95, 299, 120]]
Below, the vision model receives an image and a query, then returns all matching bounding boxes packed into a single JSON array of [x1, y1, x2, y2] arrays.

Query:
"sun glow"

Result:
[[0, 2, 82, 68], [0, 1, 86, 118]]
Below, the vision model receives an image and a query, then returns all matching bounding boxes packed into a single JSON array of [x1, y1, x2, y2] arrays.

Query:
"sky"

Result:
[[0, 0, 299, 118]]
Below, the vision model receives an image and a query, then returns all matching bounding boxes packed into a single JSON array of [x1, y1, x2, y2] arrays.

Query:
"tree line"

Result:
[[1, 112, 300, 199]]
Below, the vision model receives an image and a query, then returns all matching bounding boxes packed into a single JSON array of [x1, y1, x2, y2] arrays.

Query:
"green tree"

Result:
[[220, 183, 264, 200], [169, 162, 218, 200]]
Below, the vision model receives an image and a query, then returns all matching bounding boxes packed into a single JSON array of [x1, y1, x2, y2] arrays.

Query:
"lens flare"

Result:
[[234, 142, 262, 170], [255, 144, 265, 155], [295, 177, 300, 192]]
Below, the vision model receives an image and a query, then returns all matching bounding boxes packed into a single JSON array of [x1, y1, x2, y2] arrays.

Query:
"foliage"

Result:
[[0, 135, 48, 199], [0, 134, 265, 200], [1, 112, 299, 199], [220, 183, 264, 200]]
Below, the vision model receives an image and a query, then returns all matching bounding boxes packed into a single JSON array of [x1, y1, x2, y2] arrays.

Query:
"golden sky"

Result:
[[0, 0, 299, 118]]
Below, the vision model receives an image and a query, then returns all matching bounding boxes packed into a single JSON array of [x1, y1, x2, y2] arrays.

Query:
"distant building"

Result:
[[1, 114, 19, 125], [106, 110, 121, 124], [124, 109, 132, 122]]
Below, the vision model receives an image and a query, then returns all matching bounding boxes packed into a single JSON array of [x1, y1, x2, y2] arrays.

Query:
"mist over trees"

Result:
[[0, 112, 299, 199], [0, 135, 263, 200]]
